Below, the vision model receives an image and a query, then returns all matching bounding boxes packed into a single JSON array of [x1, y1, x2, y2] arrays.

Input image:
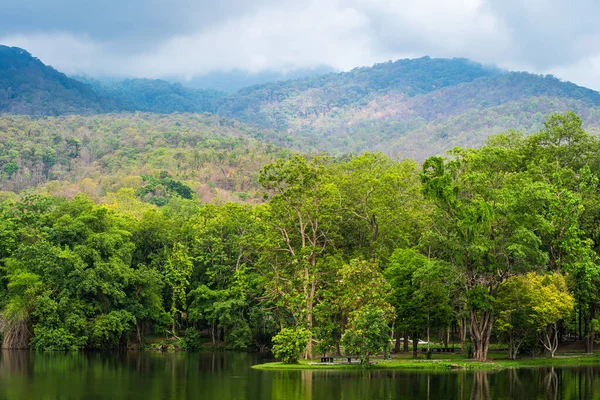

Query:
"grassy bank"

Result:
[[252, 353, 600, 371]]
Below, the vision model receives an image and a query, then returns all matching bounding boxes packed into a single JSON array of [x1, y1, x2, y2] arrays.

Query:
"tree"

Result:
[[164, 243, 193, 336], [340, 307, 390, 364], [421, 144, 547, 361], [258, 156, 341, 356], [272, 327, 311, 364], [494, 275, 536, 359], [528, 273, 574, 357], [333, 153, 428, 261], [186, 203, 266, 348], [495, 273, 574, 359], [314, 258, 393, 356], [384, 248, 453, 357]]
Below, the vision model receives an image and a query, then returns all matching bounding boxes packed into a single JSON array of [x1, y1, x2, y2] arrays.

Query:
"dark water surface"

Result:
[[1, 350, 599, 399]]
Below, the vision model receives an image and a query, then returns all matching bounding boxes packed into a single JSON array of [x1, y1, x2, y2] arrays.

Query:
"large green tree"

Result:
[[258, 156, 341, 356], [421, 143, 547, 361]]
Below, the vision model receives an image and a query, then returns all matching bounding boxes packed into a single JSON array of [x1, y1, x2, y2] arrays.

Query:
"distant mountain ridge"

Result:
[[0, 46, 117, 115], [2, 44, 600, 159]]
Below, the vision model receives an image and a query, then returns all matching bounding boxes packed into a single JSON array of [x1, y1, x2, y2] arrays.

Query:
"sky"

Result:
[[1, 0, 600, 89]]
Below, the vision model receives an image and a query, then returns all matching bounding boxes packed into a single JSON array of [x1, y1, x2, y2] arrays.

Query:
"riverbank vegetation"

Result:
[[1, 112, 599, 365]]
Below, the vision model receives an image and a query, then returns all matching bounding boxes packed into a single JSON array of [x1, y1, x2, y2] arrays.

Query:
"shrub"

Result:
[[226, 323, 252, 350], [271, 327, 311, 364], [340, 307, 390, 364], [181, 327, 203, 350]]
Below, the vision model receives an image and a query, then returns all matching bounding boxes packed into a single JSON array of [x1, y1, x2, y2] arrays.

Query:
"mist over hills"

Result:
[[0, 46, 118, 115], [2, 44, 600, 161]]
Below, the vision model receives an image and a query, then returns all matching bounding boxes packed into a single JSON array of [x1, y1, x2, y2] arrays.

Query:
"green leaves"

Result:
[[384, 248, 453, 336], [341, 307, 390, 364], [272, 327, 311, 364], [165, 243, 193, 330]]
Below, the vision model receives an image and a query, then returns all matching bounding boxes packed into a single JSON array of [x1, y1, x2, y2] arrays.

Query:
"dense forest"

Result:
[[4, 45, 600, 160], [1, 112, 599, 363], [0, 113, 292, 202]]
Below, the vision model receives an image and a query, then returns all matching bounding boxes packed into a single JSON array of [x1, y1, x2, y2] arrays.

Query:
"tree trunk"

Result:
[[508, 336, 522, 360], [211, 322, 216, 345], [542, 323, 560, 358], [470, 308, 493, 361], [136, 321, 143, 345], [584, 305, 596, 354], [403, 333, 409, 352], [412, 334, 419, 359], [306, 294, 314, 359], [459, 316, 467, 351]]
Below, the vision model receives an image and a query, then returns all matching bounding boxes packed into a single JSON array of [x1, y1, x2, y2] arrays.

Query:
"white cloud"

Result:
[[0, 32, 112, 75], [2, 0, 600, 90], [545, 55, 600, 90]]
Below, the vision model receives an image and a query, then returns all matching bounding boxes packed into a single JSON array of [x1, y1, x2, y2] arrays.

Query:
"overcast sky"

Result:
[[1, 0, 599, 89]]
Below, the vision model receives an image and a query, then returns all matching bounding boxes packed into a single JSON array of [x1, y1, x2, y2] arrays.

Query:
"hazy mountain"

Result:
[[88, 78, 223, 113], [0, 45, 117, 116], [3, 46, 600, 160], [214, 58, 600, 159], [173, 66, 337, 92]]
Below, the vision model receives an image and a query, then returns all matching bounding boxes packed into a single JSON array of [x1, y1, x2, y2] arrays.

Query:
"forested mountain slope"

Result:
[[83, 78, 223, 114], [0, 46, 117, 116], [0, 113, 292, 202], [220, 63, 600, 159], [3, 45, 600, 159]]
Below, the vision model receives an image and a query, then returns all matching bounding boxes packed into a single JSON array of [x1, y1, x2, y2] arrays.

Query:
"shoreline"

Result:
[[252, 354, 600, 371]]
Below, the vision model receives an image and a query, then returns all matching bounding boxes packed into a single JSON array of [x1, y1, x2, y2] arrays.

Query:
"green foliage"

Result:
[[165, 243, 193, 334], [340, 307, 390, 364], [384, 248, 453, 354], [272, 328, 311, 364], [3, 162, 18, 177], [495, 273, 574, 358], [30, 326, 88, 351], [91, 310, 136, 349], [181, 327, 203, 351], [137, 175, 194, 205], [226, 322, 252, 350], [0, 112, 598, 362]]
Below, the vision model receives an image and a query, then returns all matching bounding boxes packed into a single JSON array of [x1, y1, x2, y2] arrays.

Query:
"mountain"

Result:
[[212, 58, 600, 159], [86, 78, 222, 114], [0, 113, 290, 202], [171, 66, 336, 93], [0, 46, 117, 116], [3, 46, 600, 160]]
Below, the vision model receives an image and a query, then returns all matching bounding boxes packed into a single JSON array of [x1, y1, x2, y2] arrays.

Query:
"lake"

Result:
[[0, 350, 599, 399]]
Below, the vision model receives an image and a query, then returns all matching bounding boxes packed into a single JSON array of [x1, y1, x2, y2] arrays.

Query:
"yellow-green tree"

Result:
[[528, 273, 574, 357]]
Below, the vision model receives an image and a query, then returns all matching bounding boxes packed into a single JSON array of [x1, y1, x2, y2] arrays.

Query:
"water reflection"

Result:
[[1, 351, 600, 399]]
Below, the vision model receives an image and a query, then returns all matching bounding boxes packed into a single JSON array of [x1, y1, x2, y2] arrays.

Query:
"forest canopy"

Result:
[[0, 112, 598, 363]]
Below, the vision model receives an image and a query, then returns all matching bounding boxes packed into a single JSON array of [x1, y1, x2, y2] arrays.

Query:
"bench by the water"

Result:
[[421, 348, 461, 353]]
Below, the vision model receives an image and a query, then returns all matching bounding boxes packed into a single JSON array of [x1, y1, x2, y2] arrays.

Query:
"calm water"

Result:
[[1, 351, 599, 400]]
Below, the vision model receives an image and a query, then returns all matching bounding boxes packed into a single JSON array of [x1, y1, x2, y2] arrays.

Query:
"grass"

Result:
[[252, 352, 600, 371]]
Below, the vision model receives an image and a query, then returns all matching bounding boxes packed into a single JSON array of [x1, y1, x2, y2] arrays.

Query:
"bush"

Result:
[[30, 326, 87, 351], [226, 323, 252, 350], [181, 327, 202, 350], [271, 327, 311, 364], [340, 307, 390, 364]]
